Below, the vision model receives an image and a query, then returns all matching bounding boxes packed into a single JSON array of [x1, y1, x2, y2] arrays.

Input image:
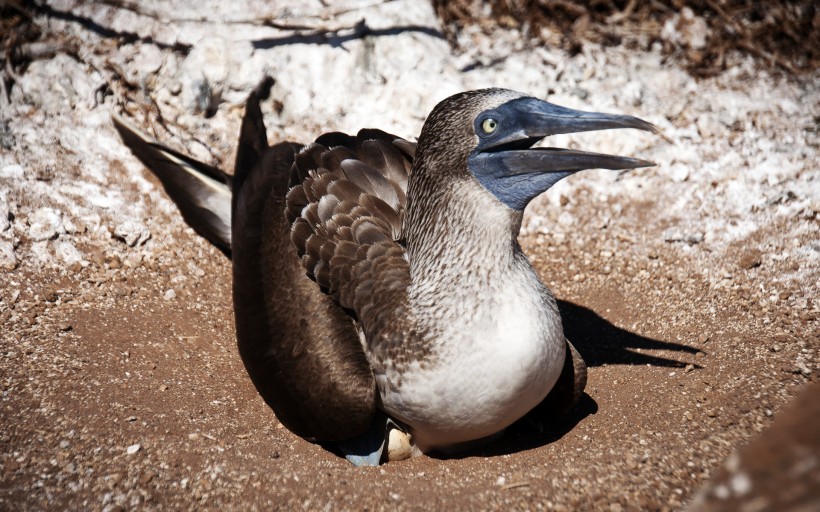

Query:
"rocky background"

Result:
[[0, 1, 817, 510]]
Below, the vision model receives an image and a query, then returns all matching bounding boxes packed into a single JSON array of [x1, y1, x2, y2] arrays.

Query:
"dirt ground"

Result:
[[1, 1, 818, 510]]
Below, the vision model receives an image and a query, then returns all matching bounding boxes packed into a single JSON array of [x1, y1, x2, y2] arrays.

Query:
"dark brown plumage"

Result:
[[110, 86, 653, 459], [230, 95, 377, 441]]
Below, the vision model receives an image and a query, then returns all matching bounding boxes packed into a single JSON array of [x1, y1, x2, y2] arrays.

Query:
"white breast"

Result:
[[377, 265, 566, 452]]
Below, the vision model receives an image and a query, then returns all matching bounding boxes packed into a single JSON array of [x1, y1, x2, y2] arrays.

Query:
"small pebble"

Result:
[[113, 221, 151, 247], [28, 207, 63, 241], [163, 289, 176, 300], [738, 250, 762, 270], [126, 444, 141, 455]]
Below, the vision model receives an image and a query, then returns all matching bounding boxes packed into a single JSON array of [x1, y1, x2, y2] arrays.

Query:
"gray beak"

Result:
[[484, 97, 659, 175]]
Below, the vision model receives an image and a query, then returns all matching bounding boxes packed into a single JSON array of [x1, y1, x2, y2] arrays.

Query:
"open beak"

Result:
[[485, 97, 659, 175]]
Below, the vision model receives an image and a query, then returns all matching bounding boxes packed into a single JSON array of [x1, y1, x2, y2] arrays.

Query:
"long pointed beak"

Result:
[[469, 95, 662, 210], [485, 97, 659, 175]]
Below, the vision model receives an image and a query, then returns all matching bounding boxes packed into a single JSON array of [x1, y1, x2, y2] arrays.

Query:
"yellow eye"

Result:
[[481, 118, 498, 134]]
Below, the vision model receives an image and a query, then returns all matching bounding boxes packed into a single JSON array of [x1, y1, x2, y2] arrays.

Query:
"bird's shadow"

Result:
[[556, 299, 701, 368], [437, 299, 701, 459]]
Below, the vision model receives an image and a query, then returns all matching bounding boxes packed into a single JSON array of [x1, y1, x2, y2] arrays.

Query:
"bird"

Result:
[[113, 86, 658, 465]]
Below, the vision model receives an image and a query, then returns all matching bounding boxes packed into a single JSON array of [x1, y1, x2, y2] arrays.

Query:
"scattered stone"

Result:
[[795, 362, 811, 376], [112, 284, 132, 297], [661, 7, 709, 50], [132, 43, 164, 79], [738, 250, 763, 270], [54, 240, 87, 267], [0, 164, 23, 179], [106, 254, 123, 269], [44, 288, 59, 302], [113, 221, 151, 247], [698, 333, 709, 344], [62, 216, 84, 234], [28, 207, 63, 241], [163, 289, 176, 301], [58, 322, 73, 332], [665, 163, 690, 182], [0, 240, 16, 270], [126, 444, 141, 455], [684, 364, 695, 373], [729, 472, 752, 496], [0, 203, 10, 232], [696, 114, 726, 139], [30, 241, 53, 264], [123, 252, 144, 268]]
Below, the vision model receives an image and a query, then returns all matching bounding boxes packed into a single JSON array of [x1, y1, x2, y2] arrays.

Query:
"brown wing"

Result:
[[285, 130, 415, 351], [231, 95, 378, 442]]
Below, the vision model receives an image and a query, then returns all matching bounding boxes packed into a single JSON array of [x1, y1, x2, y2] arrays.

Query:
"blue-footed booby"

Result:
[[113, 87, 658, 465]]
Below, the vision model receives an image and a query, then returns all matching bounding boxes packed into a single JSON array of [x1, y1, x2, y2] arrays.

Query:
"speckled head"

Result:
[[413, 88, 659, 211]]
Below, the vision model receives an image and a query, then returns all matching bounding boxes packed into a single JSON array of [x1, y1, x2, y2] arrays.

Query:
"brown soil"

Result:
[[1, 1, 818, 510], [1, 179, 816, 510]]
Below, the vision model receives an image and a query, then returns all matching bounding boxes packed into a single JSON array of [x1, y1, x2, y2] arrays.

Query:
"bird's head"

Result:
[[414, 88, 659, 211]]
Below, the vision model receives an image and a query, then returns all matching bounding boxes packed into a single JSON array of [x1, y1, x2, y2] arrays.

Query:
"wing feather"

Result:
[[286, 130, 414, 343]]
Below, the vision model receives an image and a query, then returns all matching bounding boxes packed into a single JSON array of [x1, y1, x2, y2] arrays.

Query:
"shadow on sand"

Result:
[[439, 299, 701, 460], [556, 299, 701, 368]]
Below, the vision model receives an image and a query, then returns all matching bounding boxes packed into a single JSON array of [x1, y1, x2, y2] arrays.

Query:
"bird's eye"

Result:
[[481, 118, 498, 134]]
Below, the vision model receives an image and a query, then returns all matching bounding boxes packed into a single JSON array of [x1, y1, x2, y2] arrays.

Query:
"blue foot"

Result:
[[338, 410, 391, 467]]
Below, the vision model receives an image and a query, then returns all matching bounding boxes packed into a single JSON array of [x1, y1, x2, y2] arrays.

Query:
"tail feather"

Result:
[[233, 92, 268, 196], [112, 114, 233, 257]]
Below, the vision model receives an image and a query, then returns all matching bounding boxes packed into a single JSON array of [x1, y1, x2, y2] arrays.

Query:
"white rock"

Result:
[[126, 443, 141, 455], [1, 164, 24, 179], [163, 289, 176, 301], [0, 240, 16, 270], [30, 241, 52, 264], [28, 207, 63, 241], [123, 251, 144, 268], [13, 54, 101, 111], [661, 7, 709, 50], [133, 43, 164, 76], [666, 163, 691, 182], [59, 127, 82, 153], [180, 37, 250, 114], [54, 240, 87, 267], [0, 200, 9, 232], [696, 114, 726, 138], [730, 471, 752, 496], [62, 216, 83, 234], [113, 221, 151, 247], [558, 211, 575, 226]]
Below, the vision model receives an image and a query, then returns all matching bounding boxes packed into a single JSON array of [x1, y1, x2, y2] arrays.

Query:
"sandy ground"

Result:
[[1, 1, 818, 510]]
